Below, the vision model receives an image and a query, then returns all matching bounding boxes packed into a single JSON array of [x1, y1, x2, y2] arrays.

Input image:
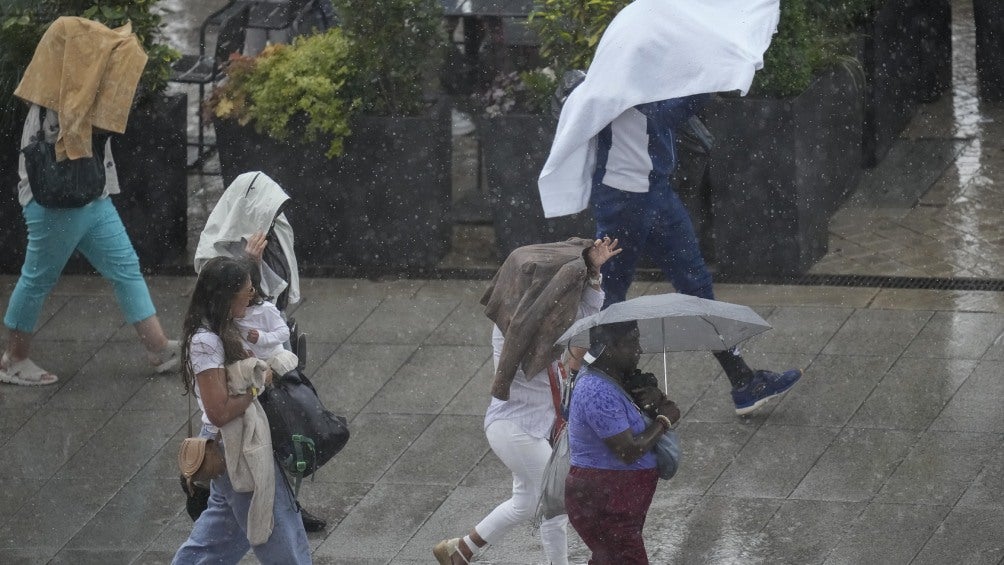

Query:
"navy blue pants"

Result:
[[591, 182, 714, 307]]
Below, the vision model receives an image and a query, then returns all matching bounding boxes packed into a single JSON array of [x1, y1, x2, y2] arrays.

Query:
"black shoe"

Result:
[[299, 504, 326, 532]]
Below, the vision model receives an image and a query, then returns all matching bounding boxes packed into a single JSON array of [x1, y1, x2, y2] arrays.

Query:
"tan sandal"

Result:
[[433, 538, 471, 564]]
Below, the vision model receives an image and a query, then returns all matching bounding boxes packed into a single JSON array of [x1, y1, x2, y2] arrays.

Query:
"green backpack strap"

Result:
[[287, 434, 317, 498]]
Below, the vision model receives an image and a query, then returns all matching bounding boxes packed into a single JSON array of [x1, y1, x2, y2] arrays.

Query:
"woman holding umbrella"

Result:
[[564, 320, 680, 563]]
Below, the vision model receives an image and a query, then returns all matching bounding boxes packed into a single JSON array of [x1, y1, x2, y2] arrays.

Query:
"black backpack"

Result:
[[260, 368, 349, 492]]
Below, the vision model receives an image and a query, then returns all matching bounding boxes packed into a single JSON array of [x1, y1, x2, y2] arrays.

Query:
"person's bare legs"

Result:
[[0, 329, 58, 384], [134, 315, 170, 354], [6, 329, 33, 362], [134, 315, 179, 374]]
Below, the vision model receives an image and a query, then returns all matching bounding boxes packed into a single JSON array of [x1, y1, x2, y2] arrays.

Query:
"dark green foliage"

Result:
[[751, 0, 826, 97], [529, 0, 632, 74], [330, 0, 444, 116], [807, 0, 877, 32]]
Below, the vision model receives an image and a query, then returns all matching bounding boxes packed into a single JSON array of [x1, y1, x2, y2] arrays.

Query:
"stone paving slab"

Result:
[[0, 276, 1002, 564]]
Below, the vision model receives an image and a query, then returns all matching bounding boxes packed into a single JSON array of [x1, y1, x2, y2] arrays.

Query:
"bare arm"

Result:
[[196, 367, 255, 428], [602, 419, 671, 465]]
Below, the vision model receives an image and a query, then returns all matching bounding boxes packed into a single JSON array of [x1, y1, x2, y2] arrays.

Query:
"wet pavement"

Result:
[[1, 0, 1004, 563], [812, 0, 1004, 280]]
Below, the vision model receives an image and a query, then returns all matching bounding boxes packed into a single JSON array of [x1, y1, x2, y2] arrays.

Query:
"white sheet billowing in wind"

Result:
[[538, 0, 781, 218]]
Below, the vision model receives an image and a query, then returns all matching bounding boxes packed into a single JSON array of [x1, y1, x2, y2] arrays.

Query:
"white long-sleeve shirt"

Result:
[[234, 301, 289, 360], [484, 286, 605, 439]]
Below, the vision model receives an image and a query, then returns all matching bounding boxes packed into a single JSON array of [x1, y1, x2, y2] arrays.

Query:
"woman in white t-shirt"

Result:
[[172, 256, 311, 564]]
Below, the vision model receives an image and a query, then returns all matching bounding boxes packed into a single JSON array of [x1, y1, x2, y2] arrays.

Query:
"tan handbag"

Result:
[[178, 391, 226, 495]]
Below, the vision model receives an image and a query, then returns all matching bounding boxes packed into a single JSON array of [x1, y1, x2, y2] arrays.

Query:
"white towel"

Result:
[[222, 357, 275, 546], [267, 349, 299, 377], [538, 0, 781, 218]]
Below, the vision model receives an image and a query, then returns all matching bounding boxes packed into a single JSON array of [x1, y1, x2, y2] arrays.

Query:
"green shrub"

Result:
[[330, 0, 443, 116], [207, 30, 358, 158], [529, 0, 631, 75], [207, 0, 443, 157], [751, 0, 826, 97], [807, 0, 877, 33], [471, 0, 628, 116]]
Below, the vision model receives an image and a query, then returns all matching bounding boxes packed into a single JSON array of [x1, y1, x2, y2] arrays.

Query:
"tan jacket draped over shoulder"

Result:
[[481, 238, 593, 400], [222, 358, 275, 546], [14, 16, 148, 161]]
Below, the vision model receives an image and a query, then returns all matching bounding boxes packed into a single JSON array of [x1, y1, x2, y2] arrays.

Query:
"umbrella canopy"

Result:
[[555, 293, 772, 353]]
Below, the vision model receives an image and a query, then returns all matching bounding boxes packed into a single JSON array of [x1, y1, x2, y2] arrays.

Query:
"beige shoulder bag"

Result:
[[178, 388, 226, 495]]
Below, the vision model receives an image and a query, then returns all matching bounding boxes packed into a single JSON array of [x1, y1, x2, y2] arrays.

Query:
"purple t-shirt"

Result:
[[567, 369, 657, 470]]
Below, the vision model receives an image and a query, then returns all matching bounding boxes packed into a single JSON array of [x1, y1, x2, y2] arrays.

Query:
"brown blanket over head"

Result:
[[481, 238, 593, 400]]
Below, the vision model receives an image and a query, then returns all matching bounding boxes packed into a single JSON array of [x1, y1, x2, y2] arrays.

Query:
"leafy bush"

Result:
[[752, 0, 870, 97], [330, 0, 443, 116], [469, 0, 631, 117], [207, 0, 442, 156], [0, 0, 179, 134], [206, 30, 358, 158], [751, 0, 826, 97], [529, 0, 631, 74], [808, 0, 878, 33]]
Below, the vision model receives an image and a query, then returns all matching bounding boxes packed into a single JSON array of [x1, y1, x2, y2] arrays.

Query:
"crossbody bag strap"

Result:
[[187, 385, 193, 437], [546, 362, 567, 442]]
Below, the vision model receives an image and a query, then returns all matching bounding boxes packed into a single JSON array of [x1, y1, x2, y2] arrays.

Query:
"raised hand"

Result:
[[244, 231, 268, 263], [586, 236, 622, 273]]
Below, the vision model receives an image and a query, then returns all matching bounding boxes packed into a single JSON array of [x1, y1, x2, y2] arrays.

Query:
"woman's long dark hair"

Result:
[[180, 256, 251, 395]]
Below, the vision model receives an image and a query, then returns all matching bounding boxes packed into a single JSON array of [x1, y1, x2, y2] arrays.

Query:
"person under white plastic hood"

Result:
[[195, 171, 300, 308]]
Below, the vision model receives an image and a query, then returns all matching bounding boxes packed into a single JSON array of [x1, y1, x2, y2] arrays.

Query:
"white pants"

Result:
[[477, 419, 569, 565]]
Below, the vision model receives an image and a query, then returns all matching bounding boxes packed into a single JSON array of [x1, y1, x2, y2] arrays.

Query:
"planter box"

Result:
[[478, 114, 594, 260], [974, 0, 1004, 102], [215, 100, 452, 269], [112, 93, 189, 270], [706, 65, 863, 277], [861, 0, 952, 167], [0, 95, 187, 274], [0, 119, 26, 273]]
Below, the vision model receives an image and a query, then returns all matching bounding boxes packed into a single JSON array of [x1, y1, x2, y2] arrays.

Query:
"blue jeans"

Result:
[[173, 427, 312, 564], [591, 182, 714, 307], [3, 198, 155, 332]]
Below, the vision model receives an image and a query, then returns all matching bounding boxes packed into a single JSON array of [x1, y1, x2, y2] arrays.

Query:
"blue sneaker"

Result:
[[731, 369, 802, 415]]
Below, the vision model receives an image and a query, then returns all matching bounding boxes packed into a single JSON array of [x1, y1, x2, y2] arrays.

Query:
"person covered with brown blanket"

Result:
[[434, 237, 621, 565], [482, 237, 621, 401]]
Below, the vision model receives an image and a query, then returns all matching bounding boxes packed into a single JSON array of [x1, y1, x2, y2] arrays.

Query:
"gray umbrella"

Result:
[[555, 293, 772, 389]]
